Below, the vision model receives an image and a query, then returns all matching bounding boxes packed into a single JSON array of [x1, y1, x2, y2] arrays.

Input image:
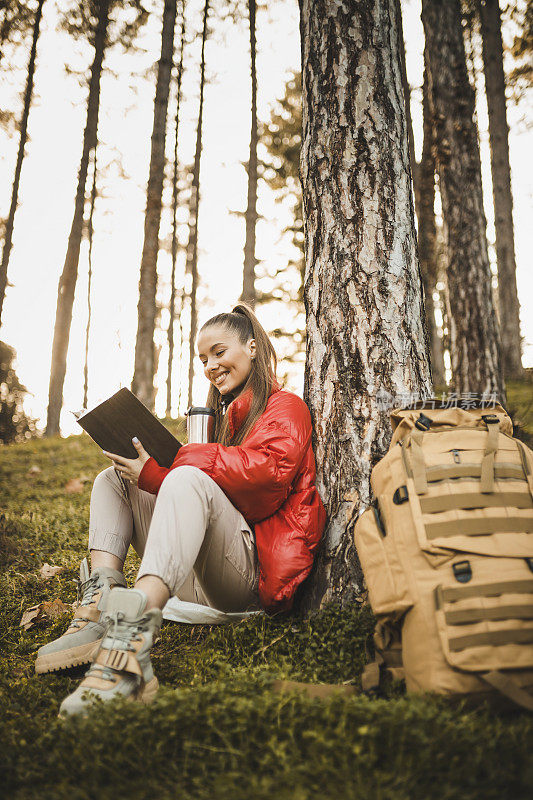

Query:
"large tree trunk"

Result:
[[0, 0, 45, 327], [132, 0, 177, 410], [166, 1, 186, 417], [241, 0, 258, 308], [416, 56, 446, 388], [422, 0, 505, 403], [46, 0, 110, 436], [186, 0, 209, 408], [299, 0, 432, 609], [478, 0, 523, 379]]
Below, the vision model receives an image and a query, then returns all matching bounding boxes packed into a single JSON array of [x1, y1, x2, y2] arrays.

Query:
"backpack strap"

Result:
[[481, 670, 533, 712], [516, 439, 533, 500], [480, 414, 500, 493], [409, 413, 432, 494]]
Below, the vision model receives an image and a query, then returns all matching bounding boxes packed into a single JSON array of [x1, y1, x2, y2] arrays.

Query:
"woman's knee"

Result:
[[160, 465, 208, 492], [92, 466, 120, 490]]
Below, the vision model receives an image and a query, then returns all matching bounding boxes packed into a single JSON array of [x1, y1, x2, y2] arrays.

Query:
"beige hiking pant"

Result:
[[88, 465, 260, 613]]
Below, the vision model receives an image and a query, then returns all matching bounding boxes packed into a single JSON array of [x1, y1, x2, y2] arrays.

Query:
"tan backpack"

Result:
[[354, 400, 533, 710]]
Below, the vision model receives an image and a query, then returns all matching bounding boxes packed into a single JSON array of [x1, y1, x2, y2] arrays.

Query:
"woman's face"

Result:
[[197, 324, 255, 397]]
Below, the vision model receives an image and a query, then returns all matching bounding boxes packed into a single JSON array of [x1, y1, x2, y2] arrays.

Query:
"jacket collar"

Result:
[[227, 380, 281, 437]]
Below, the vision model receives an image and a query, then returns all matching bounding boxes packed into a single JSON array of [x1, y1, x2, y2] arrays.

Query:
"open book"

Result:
[[75, 388, 182, 469]]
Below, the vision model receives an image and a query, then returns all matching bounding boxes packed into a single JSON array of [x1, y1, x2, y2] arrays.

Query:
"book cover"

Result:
[[76, 388, 182, 469]]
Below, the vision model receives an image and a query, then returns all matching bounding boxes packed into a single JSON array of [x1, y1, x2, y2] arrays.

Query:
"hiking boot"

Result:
[[58, 587, 161, 717], [35, 558, 127, 674]]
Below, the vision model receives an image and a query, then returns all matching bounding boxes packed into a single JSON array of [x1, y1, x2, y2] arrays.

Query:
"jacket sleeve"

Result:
[[138, 415, 310, 523]]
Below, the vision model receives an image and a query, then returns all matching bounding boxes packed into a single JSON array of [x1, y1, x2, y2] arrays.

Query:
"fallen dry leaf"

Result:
[[27, 465, 41, 477], [20, 605, 41, 630], [39, 563, 63, 579], [64, 477, 85, 494], [20, 599, 71, 630]]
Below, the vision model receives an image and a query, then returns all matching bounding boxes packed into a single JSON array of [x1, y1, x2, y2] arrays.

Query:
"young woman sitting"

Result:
[[35, 303, 326, 715]]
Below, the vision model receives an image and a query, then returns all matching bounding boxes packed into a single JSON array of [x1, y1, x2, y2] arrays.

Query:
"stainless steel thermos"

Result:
[[186, 406, 215, 444]]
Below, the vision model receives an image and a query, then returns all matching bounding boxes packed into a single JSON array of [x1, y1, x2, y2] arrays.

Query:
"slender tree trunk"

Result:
[[416, 56, 446, 388], [396, 0, 446, 387], [166, 1, 186, 417], [83, 146, 97, 411], [132, 0, 177, 410], [187, 0, 209, 407], [46, 0, 110, 436], [299, 0, 432, 609], [422, 0, 505, 403], [0, 0, 45, 327], [478, 0, 523, 378], [241, 0, 258, 307]]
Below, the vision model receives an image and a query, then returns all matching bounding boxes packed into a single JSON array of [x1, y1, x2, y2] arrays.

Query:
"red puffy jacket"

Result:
[[138, 385, 326, 612]]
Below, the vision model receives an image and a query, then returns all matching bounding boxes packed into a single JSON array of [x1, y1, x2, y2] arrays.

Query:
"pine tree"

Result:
[[0, 0, 45, 327], [422, 0, 505, 402], [186, 0, 209, 408], [166, 0, 186, 418], [300, 0, 432, 608], [478, 0, 523, 378], [241, 0, 258, 307], [132, 0, 178, 410]]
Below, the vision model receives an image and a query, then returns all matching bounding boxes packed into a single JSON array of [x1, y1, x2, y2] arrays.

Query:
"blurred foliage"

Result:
[[0, 340, 38, 444], [0, 392, 532, 797], [506, 0, 533, 100]]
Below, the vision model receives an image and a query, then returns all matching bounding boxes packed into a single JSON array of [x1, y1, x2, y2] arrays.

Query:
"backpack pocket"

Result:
[[354, 500, 413, 616], [434, 556, 533, 673]]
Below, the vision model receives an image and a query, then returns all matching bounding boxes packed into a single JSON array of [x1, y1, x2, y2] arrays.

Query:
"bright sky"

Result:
[[0, 0, 531, 437]]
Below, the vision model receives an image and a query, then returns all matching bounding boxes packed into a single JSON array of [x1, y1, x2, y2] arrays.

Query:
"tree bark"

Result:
[[422, 0, 505, 403], [166, 0, 186, 417], [83, 146, 97, 411], [0, 0, 45, 327], [478, 0, 523, 378], [416, 56, 446, 388], [132, 0, 177, 410], [46, 0, 110, 436], [187, 0, 209, 408], [241, 0, 258, 308], [299, 0, 432, 609]]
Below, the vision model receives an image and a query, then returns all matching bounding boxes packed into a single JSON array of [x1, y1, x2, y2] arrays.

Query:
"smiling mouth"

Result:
[[213, 372, 229, 386]]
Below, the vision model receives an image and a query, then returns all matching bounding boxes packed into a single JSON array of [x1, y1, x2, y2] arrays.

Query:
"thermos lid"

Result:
[[186, 406, 216, 416]]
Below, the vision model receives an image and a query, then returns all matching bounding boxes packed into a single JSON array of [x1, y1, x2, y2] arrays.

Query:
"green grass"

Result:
[[0, 388, 532, 800]]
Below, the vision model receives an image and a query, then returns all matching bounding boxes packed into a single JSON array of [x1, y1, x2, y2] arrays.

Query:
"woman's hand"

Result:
[[103, 438, 150, 484]]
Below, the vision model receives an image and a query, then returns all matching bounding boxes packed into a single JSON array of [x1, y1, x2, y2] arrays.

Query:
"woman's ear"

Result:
[[249, 338, 256, 360]]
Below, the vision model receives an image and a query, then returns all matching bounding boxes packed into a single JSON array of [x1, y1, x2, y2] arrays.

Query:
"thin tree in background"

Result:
[[166, 0, 186, 417], [422, 0, 505, 402], [186, 0, 209, 407], [46, 0, 111, 436], [46, 0, 147, 435], [82, 146, 97, 410], [0, 0, 45, 328], [396, 0, 445, 387], [299, 0, 432, 609], [132, 0, 178, 410], [478, 0, 523, 378], [241, 0, 257, 307], [416, 57, 446, 388]]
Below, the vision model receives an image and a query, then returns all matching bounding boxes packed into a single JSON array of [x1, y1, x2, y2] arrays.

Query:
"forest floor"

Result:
[[1, 383, 532, 800]]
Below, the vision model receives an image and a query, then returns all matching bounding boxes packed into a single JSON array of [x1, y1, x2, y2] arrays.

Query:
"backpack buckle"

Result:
[[481, 414, 499, 424], [452, 560, 472, 583], [393, 485, 409, 505], [415, 413, 432, 431]]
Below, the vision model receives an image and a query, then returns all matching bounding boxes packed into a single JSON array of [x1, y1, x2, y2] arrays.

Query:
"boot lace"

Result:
[[69, 575, 103, 631], [85, 611, 149, 684]]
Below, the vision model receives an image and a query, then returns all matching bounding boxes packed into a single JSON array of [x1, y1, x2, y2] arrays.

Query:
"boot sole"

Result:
[[35, 640, 101, 674]]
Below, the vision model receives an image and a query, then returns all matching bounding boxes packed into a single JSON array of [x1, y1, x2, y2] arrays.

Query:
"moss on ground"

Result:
[[1, 389, 532, 799]]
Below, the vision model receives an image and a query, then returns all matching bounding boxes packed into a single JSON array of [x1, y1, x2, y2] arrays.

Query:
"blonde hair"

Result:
[[200, 303, 277, 445]]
